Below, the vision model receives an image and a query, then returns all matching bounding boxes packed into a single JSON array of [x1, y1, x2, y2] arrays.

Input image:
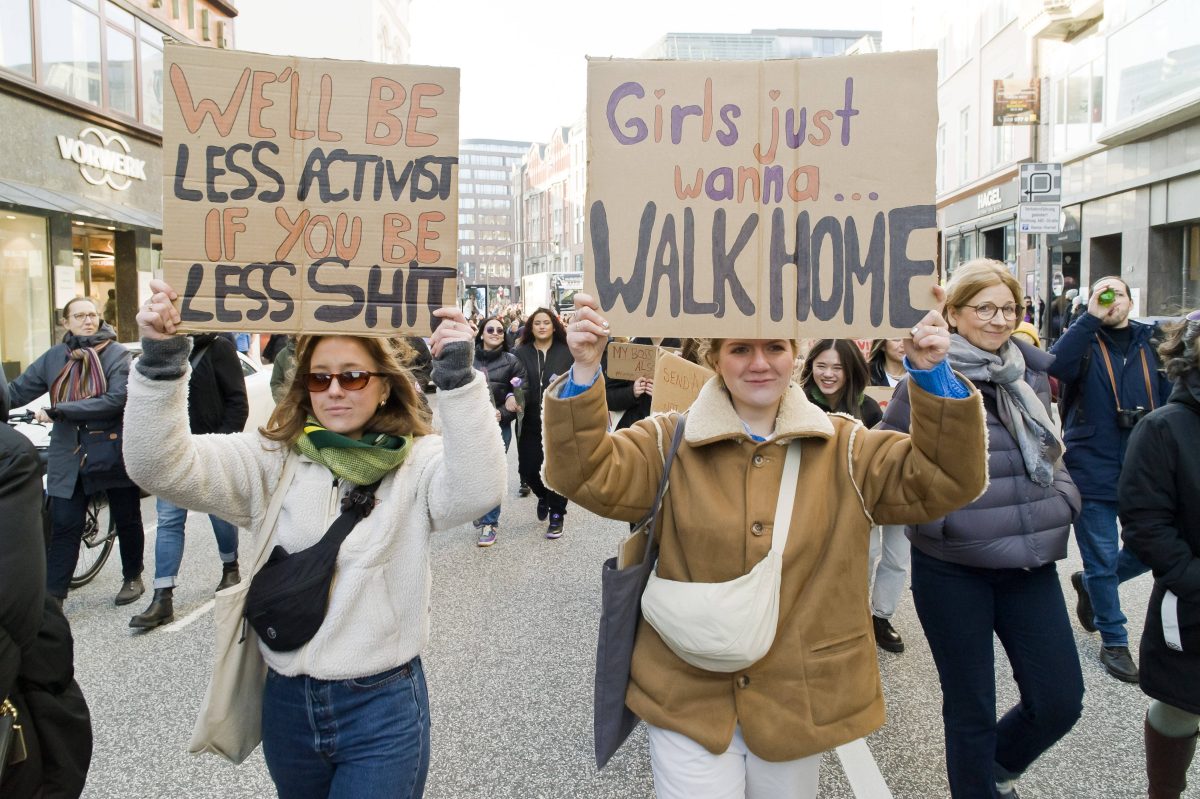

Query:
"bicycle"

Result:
[[6, 410, 115, 588]]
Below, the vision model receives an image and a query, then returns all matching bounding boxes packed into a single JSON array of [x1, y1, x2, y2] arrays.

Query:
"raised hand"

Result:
[[430, 307, 475, 358], [904, 284, 951, 371], [565, 293, 610, 384], [136, 279, 182, 340]]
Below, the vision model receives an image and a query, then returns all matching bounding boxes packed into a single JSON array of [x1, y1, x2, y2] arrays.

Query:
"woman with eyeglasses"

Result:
[[6, 296, 146, 608], [879, 259, 1084, 798], [513, 307, 574, 538], [122, 280, 504, 798], [471, 316, 528, 546]]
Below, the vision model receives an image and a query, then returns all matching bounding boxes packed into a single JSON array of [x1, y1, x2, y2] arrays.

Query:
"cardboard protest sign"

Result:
[[650, 351, 713, 413], [163, 43, 459, 336], [605, 341, 659, 380], [586, 52, 938, 339], [864, 385, 897, 411]]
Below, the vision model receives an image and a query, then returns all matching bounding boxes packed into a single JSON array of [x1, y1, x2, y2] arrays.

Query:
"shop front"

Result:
[[940, 178, 1021, 278], [0, 93, 161, 378]]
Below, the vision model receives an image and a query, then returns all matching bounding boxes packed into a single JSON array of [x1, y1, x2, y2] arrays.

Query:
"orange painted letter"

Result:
[[366, 78, 406, 146], [405, 84, 443, 147]]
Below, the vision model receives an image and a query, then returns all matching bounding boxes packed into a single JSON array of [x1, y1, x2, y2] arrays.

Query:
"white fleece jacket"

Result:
[[123, 368, 505, 680]]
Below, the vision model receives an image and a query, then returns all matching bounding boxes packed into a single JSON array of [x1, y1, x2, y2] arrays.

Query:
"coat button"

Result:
[[751, 522, 764, 536], [736, 675, 750, 688], [752, 454, 765, 467]]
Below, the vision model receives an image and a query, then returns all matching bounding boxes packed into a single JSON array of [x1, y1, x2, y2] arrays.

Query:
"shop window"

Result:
[[105, 25, 135, 116], [0, 212, 51, 379], [1108, 0, 1200, 126], [139, 31, 163, 129], [0, 0, 34, 76], [39, 0, 102, 106]]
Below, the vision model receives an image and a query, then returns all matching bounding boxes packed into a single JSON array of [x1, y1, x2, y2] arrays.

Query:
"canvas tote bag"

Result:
[[641, 438, 801, 673], [188, 452, 298, 763], [593, 413, 687, 769]]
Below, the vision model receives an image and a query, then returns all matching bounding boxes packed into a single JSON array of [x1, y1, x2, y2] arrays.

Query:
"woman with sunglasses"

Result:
[[472, 316, 528, 546], [123, 279, 504, 798], [6, 295, 146, 608], [513, 307, 573, 538], [879, 259, 1083, 798]]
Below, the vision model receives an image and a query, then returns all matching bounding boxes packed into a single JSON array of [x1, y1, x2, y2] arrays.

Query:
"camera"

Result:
[[1116, 407, 1148, 429]]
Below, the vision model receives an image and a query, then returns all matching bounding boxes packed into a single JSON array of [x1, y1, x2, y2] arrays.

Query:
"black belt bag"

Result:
[[244, 479, 382, 652]]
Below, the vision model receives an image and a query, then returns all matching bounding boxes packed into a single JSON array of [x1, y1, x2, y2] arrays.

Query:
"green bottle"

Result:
[[1098, 289, 1115, 306]]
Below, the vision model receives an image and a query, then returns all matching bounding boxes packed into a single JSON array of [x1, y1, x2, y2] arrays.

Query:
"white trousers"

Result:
[[647, 723, 821, 799], [868, 525, 911, 619]]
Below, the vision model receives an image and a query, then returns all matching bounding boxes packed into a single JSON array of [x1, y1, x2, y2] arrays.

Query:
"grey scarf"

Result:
[[949, 334, 1064, 487]]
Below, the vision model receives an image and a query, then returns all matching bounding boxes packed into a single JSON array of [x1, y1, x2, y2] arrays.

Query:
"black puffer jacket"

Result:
[[186, 334, 249, 435], [1120, 373, 1200, 713], [879, 340, 1081, 569], [473, 345, 527, 427]]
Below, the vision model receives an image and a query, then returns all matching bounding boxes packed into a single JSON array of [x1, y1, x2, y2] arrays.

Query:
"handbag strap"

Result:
[[307, 478, 384, 555], [249, 452, 300, 573], [638, 413, 688, 565], [769, 440, 803, 556]]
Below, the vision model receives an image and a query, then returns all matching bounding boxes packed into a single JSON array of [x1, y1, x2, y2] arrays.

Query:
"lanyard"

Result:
[[1094, 334, 1157, 411]]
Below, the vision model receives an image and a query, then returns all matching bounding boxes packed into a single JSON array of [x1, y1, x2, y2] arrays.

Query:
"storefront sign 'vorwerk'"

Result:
[[56, 127, 148, 190]]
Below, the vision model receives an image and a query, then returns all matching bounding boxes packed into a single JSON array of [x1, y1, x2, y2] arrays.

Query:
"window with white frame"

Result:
[[959, 107, 970, 184]]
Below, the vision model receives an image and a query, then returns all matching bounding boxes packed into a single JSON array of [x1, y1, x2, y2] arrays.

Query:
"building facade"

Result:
[[234, 0, 411, 64], [515, 119, 585, 286], [457, 138, 528, 315], [922, 0, 1200, 325], [642, 29, 882, 60], [0, 0, 235, 378]]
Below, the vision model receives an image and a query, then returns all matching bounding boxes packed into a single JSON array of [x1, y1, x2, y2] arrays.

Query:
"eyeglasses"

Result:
[[303, 371, 384, 392], [69, 312, 99, 322], [483, 326, 505, 334], [962, 303, 1019, 322]]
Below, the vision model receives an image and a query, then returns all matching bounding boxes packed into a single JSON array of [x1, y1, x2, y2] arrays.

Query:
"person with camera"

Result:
[[1048, 276, 1173, 682]]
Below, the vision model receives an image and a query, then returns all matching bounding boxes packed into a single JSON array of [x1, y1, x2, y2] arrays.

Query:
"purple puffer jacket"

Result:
[[878, 339, 1081, 569]]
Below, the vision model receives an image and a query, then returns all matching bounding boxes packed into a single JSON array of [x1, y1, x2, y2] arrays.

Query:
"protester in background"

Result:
[[1049, 276, 1173, 682], [471, 316, 527, 547], [125, 279, 503, 798], [865, 338, 911, 654], [513, 307, 573, 538], [0, 371, 93, 799], [798, 340, 882, 427], [6, 297, 145, 607], [1119, 310, 1200, 799], [543, 292, 987, 798], [102, 288, 117, 328], [1012, 322, 1042, 349], [881, 259, 1083, 799], [270, 336, 297, 404], [1023, 296, 1036, 324], [604, 338, 681, 431], [129, 332, 249, 630]]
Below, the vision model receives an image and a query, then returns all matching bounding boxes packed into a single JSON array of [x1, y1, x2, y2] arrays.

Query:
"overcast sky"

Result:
[[409, 0, 915, 144]]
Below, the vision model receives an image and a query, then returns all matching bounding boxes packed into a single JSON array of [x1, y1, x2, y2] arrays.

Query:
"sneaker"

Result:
[[1100, 645, 1139, 683], [1070, 571, 1097, 632], [872, 615, 905, 653], [536, 497, 549, 522], [545, 513, 564, 539], [477, 525, 497, 547], [518, 481, 531, 498]]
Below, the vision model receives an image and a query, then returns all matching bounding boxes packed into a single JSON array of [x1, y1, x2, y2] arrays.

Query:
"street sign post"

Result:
[[1018, 203, 1061, 234]]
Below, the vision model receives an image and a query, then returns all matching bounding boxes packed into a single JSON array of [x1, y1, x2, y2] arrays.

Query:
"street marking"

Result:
[[164, 599, 215, 632], [836, 739, 893, 798]]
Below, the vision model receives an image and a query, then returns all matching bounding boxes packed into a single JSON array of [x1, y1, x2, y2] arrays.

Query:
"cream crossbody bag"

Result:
[[641, 438, 802, 673]]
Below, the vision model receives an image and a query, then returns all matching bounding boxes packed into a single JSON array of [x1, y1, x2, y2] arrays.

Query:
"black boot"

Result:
[[216, 561, 241, 592], [129, 588, 174, 629], [1146, 715, 1198, 799]]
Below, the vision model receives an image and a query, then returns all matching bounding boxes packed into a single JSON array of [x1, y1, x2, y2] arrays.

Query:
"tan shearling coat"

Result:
[[543, 373, 988, 762]]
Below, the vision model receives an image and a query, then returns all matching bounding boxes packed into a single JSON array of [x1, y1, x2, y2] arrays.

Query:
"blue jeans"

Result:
[[47, 480, 144, 597], [262, 658, 430, 799], [1073, 498, 1150, 646], [153, 497, 238, 589], [474, 424, 512, 528], [911, 548, 1083, 799]]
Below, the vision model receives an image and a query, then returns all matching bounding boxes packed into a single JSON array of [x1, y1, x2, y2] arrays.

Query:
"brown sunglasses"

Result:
[[303, 371, 384, 392]]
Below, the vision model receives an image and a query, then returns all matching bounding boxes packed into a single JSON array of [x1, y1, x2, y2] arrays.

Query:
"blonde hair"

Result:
[[945, 259, 1022, 332], [260, 335, 433, 444]]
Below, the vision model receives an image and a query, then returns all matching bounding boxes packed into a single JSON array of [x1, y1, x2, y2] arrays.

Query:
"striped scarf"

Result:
[[50, 338, 113, 405], [295, 417, 412, 485]]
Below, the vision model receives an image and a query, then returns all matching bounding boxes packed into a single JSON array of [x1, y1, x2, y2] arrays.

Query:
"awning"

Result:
[[0, 177, 161, 230]]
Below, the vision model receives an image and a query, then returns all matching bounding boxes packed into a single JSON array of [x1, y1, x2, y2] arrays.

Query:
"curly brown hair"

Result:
[[260, 335, 433, 444], [1157, 315, 1200, 381]]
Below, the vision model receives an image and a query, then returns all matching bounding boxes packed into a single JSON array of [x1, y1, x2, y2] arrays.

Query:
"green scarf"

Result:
[[295, 417, 412, 485]]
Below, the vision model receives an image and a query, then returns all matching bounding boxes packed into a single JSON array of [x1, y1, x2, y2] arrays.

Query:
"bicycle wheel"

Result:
[[71, 493, 115, 589]]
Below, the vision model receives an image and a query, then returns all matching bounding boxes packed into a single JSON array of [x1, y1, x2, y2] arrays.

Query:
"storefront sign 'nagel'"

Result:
[[162, 43, 460, 336], [586, 52, 939, 339]]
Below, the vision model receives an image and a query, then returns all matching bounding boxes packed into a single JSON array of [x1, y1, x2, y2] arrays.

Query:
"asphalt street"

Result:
[[64, 427, 1186, 798]]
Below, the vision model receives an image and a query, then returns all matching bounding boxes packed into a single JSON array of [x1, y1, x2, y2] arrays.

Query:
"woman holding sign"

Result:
[[879, 259, 1083, 799], [542, 292, 988, 798], [513, 308, 573, 538], [124, 280, 504, 798]]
